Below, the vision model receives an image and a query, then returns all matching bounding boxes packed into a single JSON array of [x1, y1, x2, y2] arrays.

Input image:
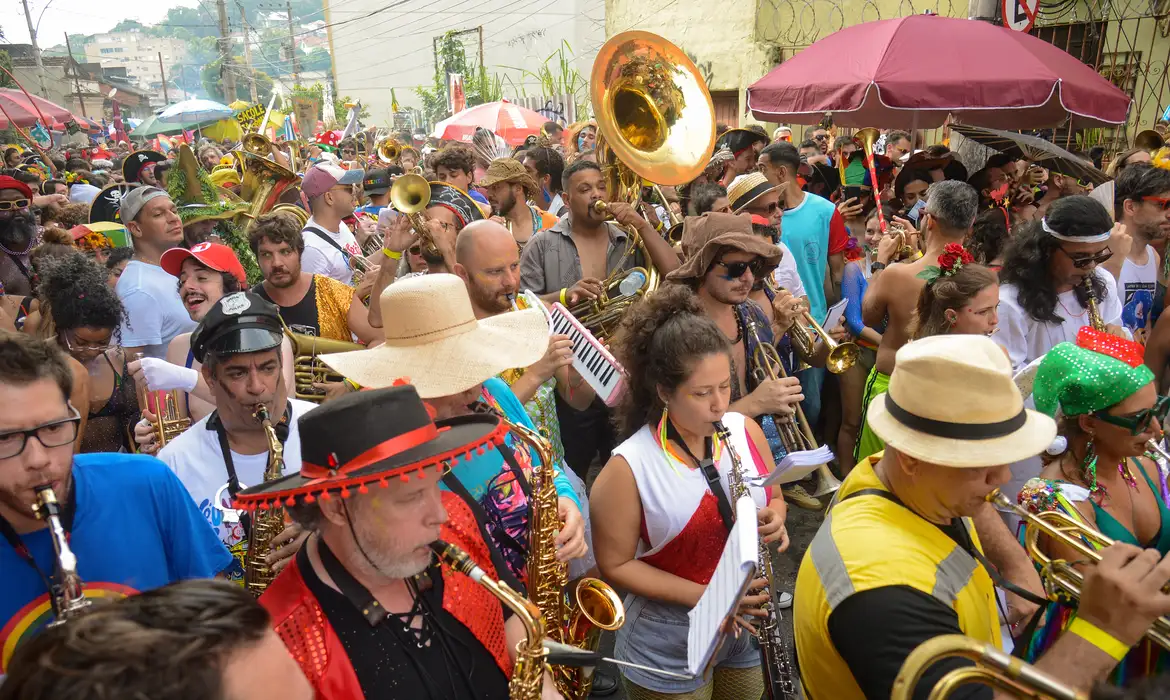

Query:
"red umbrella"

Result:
[[431, 100, 545, 145], [0, 88, 75, 129], [747, 15, 1131, 129]]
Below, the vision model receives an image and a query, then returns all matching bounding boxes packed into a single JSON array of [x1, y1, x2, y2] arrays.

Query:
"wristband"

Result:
[[382, 247, 402, 260], [343, 378, 362, 392], [559, 288, 568, 305], [871, 261, 887, 272], [1067, 617, 1129, 661]]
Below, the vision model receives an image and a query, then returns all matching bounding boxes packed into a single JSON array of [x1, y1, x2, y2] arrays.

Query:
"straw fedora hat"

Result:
[[320, 273, 549, 398], [866, 335, 1056, 468], [727, 172, 780, 213]]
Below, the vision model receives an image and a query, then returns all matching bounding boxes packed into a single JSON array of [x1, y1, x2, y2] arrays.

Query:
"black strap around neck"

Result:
[[207, 401, 293, 540], [0, 482, 78, 600], [304, 225, 351, 259], [665, 418, 734, 531]]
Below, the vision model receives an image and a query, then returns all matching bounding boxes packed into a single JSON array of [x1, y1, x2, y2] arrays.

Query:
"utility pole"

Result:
[[239, 3, 258, 102], [19, 0, 48, 97], [65, 33, 88, 118], [157, 52, 170, 104], [286, 0, 301, 86], [215, 0, 237, 102]]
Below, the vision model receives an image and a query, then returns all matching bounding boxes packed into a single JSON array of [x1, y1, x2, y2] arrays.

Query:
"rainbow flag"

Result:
[[156, 133, 173, 154]]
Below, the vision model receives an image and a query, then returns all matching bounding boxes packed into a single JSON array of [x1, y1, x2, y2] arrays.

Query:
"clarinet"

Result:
[[715, 420, 798, 700]]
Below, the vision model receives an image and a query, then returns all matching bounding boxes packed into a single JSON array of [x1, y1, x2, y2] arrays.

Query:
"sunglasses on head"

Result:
[[1093, 395, 1170, 436], [1059, 246, 1112, 269], [714, 258, 767, 279], [0, 198, 30, 211]]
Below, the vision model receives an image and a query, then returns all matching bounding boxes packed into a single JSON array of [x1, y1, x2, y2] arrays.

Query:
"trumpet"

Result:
[[390, 174, 440, 260], [772, 284, 859, 375], [135, 376, 191, 449], [988, 488, 1170, 649], [891, 634, 1086, 700]]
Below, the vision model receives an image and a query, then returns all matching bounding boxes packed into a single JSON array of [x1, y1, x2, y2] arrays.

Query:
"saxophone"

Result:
[[1083, 276, 1106, 331], [715, 421, 798, 700], [505, 420, 625, 700], [430, 539, 547, 700], [32, 485, 91, 624], [243, 403, 286, 596]]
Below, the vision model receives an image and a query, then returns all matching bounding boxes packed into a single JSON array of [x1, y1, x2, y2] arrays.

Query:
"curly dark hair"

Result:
[[968, 207, 1011, 266], [910, 262, 998, 339], [431, 144, 475, 176], [0, 580, 269, 700], [521, 146, 564, 194], [609, 285, 730, 439], [248, 210, 306, 256], [999, 195, 1113, 324], [39, 252, 125, 337]]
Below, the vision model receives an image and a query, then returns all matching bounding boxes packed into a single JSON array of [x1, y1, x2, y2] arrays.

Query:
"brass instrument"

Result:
[[135, 373, 191, 449], [431, 540, 547, 700], [270, 203, 308, 228], [377, 137, 402, 163], [506, 420, 625, 700], [1083, 277, 1106, 332], [286, 330, 363, 403], [988, 488, 1170, 649], [390, 173, 440, 260], [239, 133, 299, 220], [767, 280, 860, 375], [744, 314, 841, 499], [32, 485, 91, 624], [572, 30, 716, 337], [716, 420, 798, 700], [243, 403, 286, 596], [853, 127, 888, 233], [1135, 129, 1165, 153], [891, 634, 1086, 700]]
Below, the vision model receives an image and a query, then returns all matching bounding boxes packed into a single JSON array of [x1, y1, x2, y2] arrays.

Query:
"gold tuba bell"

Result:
[[1135, 129, 1165, 153], [239, 133, 299, 219]]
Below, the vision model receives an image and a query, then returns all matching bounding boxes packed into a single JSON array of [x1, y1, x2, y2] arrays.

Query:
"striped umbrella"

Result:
[[949, 124, 1109, 185]]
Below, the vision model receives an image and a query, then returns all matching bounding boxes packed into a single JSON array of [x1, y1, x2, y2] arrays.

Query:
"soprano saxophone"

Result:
[[431, 539, 547, 700], [243, 403, 286, 596], [1083, 276, 1106, 331], [715, 421, 798, 700], [32, 485, 91, 624], [504, 420, 625, 700]]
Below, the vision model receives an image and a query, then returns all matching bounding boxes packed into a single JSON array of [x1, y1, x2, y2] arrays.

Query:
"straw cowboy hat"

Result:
[[866, 335, 1056, 468], [320, 273, 548, 397], [478, 157, 540, 201]]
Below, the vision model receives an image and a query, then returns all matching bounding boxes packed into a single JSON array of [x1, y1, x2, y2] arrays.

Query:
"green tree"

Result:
[[283, 82, 368, 127], [301, 48, 332, 74], [0, 50, 14, 89], [415, 31, 500, 127], [202, 58, 274, 103]]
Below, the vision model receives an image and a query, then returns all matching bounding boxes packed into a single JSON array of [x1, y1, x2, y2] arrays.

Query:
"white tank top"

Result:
[[614, 412, 769, 561]]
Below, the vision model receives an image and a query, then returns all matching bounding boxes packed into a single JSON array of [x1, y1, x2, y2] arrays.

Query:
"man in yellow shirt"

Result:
[[795, 334, 1170, 699]]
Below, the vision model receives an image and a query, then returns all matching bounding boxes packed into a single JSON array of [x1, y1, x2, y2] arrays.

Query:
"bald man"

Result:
[[454, 220, 593, 411]]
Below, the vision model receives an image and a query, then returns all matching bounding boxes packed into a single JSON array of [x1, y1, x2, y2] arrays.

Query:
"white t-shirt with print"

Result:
[[773, 242, 807, 301], [301, 216, 359, 284], [157, 398, 316, 578], [1118, 245, 1159, 343], [115, 260, 197, 359]]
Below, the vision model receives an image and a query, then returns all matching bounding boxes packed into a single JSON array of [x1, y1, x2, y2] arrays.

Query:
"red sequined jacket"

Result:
[[260, 492, 513, 699]]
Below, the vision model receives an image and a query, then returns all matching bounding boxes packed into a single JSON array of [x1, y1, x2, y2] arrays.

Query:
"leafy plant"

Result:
[[415, 31, 501, 127], [499, 41, 589, 117]]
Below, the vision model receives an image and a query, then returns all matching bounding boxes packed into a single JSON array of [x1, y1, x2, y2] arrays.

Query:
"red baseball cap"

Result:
[[0, 175, 33, 201], [161, 241, 247, 285]]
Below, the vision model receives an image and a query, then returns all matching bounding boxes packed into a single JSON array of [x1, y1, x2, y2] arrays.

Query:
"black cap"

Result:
[[191, 291, 284, 363], [716, 128, 769, 156], [363, 168, 393, 195]]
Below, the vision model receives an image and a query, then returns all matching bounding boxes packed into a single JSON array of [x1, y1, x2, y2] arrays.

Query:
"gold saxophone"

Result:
[[506, 420, 625, 700], [430, 539, 547, 700], [32, 485, 91, 624], [891, 634, 1086, 700], [1083, 277, 1106, 331], [242, 403, 286, 596]]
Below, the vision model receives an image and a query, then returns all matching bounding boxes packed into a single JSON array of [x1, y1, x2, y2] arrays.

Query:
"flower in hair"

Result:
[[917, 242, 974, 284]]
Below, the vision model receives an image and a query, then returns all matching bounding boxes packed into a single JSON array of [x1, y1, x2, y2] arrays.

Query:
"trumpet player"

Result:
[[233, 385, 564, 700], [157, 292, 314, 582], [0, 333, 231, 672], [299, 163, 367, 286], [1019, 327, 1170, 683], [794, 334, 1170, 700]]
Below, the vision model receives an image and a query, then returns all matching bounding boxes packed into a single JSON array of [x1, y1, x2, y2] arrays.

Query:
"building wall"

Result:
[[605, 0, 773, 127], [84, 33, 187, 94], [325, 0, 604, 127]]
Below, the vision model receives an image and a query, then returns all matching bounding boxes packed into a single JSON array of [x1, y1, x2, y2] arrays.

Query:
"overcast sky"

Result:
[[5, 0, 196, 48]]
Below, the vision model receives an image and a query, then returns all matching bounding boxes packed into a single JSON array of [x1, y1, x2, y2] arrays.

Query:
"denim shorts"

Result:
[[613, 594, 762, 693]]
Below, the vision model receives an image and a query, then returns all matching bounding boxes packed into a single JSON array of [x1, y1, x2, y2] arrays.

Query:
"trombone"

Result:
[[988, 488, 1170, 650], [891, 634, 1087, 700], [389, 173, 440, 260]]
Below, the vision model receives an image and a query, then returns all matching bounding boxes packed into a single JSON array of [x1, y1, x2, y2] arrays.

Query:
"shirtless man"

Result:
[[858, 180, 979, 462]]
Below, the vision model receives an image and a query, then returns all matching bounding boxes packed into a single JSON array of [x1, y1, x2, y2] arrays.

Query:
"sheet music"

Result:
[[757, 445, 836, 487], [687, 496, 759, 677], [820, 297, 848, 336]]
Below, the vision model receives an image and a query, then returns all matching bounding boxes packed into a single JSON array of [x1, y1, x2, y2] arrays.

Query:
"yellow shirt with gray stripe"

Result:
[[794, 453, 1002, 699]]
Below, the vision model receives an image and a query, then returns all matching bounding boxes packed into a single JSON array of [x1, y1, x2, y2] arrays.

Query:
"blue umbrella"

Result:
[[158, 98, 233, 124]]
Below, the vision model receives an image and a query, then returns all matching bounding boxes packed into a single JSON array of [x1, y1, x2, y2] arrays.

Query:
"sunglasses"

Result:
[[1059, 246, 1113, 269], [1143, 196, 1170, 211], [0, 198, 30, 211], [814, 135, 828, 141], [714, 258, 767, 279], [1093, 395, 1170, 436], [408, 245, 422, 256]]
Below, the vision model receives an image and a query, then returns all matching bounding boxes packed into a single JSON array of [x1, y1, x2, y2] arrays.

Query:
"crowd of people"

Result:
[[4, 96, 1170, 700]]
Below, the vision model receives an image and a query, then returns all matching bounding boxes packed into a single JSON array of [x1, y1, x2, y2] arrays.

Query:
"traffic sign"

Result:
[[1003, 0, 1039, 32]]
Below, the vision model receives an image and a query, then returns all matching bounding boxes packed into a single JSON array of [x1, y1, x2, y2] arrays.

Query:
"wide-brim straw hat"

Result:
[[479, 157, 539, 201], [668, 212, 781, 283], [321, 273, 548, 398], [866, 335, 1056, 468]]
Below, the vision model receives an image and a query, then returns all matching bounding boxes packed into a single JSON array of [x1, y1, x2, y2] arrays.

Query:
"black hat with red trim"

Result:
[[232, 383, 507, 511]]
